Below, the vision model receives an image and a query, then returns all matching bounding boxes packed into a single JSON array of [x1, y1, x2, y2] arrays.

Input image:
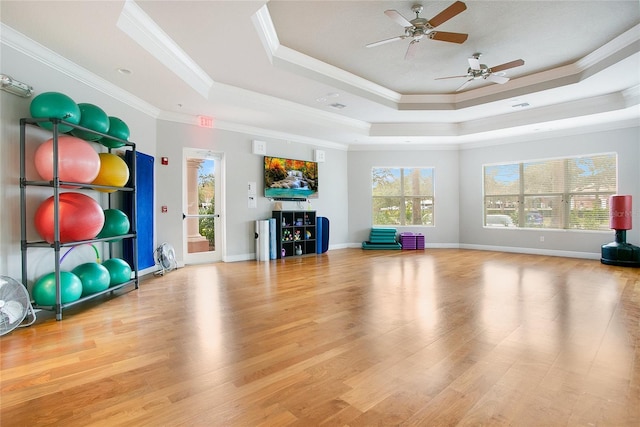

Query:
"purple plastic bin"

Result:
[[400, 232, 425, 250], [400, 232, 417, 250]]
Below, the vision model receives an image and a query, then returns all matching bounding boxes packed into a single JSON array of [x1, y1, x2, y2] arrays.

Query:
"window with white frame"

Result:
[[483, 153, 617, 230], [372, 167, 434, 226]]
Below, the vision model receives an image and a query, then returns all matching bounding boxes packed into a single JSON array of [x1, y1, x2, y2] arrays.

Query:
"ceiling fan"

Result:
[[366, 1, 468, 60], [436, 53, 525, 91]]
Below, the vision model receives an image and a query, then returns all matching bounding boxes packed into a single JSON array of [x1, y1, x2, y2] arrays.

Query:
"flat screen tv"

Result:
[[264, 156, 318, 200]]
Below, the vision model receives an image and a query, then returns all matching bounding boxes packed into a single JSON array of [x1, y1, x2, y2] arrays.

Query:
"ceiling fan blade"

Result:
[[468, 57, 481, 70], [456, 78, 474, 92], [435, 75, 469, 80], [488, 74, 510, 84], [490, 59, 525, 73], [366, 35, 407, 48], [404, 39, 420, 60], [429, 31, 468, 44], [384, 9, 413, 27], [428, 1, 467, 28]]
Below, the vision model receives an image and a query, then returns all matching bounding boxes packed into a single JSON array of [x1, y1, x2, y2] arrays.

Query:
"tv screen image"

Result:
[[264, 156, 318, 200]]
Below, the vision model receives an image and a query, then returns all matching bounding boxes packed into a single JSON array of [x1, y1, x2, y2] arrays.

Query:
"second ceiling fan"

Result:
[[436, 53, 525, 91], [366, 1, 468, 60]]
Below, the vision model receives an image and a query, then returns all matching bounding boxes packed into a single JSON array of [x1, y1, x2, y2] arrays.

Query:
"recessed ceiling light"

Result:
[[329, 103, 346, 110], [117, 68, 132, 75], [316, 97, 327, 103], [327, 92, 340, 98]]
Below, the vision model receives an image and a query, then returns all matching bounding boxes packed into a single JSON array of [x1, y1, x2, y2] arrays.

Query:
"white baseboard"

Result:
[[459, 244, 600, 260], [344, 242, 599, 260], [225, 253, 256, 262], [213, 243, 601, 263]]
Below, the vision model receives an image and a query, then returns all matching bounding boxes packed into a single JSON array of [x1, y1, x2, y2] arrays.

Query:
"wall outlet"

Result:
[[539, 236, 545, 242], [252, 140, 266, 155]]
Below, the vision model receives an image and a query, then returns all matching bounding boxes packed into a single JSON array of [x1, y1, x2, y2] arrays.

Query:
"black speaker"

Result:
[[317, 217, 329, 254]]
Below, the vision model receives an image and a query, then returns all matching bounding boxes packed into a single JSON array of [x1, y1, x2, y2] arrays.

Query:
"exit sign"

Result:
[[198, 115, 214, 128]]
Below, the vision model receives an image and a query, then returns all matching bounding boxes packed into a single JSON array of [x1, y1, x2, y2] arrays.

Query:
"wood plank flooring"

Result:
[[1, 248, 639, 426]]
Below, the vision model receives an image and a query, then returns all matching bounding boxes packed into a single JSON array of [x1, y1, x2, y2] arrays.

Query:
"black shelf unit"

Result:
[[19, 117, 139, 320], [272, 210, 316, 258]]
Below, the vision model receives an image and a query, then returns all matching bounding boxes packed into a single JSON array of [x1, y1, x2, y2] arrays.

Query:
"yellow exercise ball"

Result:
[[92, 153, 130, 192]]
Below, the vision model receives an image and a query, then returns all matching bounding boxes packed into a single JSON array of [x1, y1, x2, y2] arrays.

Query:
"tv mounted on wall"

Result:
[[264, 156, 318, 200]]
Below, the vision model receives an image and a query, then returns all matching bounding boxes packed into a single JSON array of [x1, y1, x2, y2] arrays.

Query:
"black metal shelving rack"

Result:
[[19, 117, 139, 320]]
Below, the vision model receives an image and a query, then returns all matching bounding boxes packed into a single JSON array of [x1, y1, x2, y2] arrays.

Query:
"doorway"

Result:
[[183, 148, 224, 264]]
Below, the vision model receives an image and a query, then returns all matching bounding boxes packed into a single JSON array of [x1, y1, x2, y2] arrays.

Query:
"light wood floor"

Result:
[[1, 248, 639, 426]]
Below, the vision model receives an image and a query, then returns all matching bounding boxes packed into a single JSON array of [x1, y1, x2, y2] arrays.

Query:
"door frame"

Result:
[[182, 148, 225, 264]]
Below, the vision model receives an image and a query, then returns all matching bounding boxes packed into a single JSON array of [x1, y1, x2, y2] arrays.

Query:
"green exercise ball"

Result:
[[99, 116, 130, 148], [72, 262, 110, 296], [70, 103, 109, 141], [32, 271, 83, 306], [30, 92, 81, 133], [97, 209, 130, 240], [102, 258, 132, 287]]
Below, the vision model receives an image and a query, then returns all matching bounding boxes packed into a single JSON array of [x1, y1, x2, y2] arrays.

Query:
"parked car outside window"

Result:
[[526, 212, 543, 227], [486, 214, 515, 227]]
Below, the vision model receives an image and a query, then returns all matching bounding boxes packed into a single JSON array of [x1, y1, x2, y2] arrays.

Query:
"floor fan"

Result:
[[0, 276, 36, 336], [154, 242, 177, 276]]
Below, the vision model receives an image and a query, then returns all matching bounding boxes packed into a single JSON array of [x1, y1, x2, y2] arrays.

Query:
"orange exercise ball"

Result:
[[34, 135, 100, 186], [92, 153, 129, 192], [34, 192, 105, 243]]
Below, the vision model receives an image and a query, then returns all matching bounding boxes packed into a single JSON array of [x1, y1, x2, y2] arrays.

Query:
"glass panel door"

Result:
[[183, 149, 223, 264]]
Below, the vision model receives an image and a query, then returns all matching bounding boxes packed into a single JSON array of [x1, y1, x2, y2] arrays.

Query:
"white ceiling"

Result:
[[1, 0, 639, 148]]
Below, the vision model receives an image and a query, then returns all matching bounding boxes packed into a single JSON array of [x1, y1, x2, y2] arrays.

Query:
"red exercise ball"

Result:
[[34, 135, 101, 186], [34, 192, 105, 243]]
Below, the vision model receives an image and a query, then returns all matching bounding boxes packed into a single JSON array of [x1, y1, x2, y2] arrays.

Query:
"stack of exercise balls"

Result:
[[30, 92, 130, 145], [28, 91, 133, 306], [31, 256, 133, 305]]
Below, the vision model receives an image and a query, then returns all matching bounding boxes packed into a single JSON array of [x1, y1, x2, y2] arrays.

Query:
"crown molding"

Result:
[[0, 22, 161, 118], [253, 3, 640, 114], [117, 0, 213, 99]]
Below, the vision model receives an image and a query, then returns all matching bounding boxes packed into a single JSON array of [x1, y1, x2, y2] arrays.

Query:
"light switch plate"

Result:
[[314, 149, 325, 162]]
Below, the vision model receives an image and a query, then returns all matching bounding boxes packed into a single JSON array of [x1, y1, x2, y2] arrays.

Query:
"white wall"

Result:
[[459, 126, 640, 258], [347, 148, 460, 246], [155, 120, 350, 262]]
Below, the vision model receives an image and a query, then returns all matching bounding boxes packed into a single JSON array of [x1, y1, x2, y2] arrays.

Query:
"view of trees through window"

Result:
[[198, 159, 215, 249], [372, 167, 434, 226], [484, 153, 617, 230]]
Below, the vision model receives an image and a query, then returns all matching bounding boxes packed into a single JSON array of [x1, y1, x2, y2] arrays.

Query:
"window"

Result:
[[484, 153, 617, 230], [372, 167, 434, 226]]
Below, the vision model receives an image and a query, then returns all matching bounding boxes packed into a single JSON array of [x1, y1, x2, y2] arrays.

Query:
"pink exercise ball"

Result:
[[34, 192, 105, 243], [34, 135, 100, 187]]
